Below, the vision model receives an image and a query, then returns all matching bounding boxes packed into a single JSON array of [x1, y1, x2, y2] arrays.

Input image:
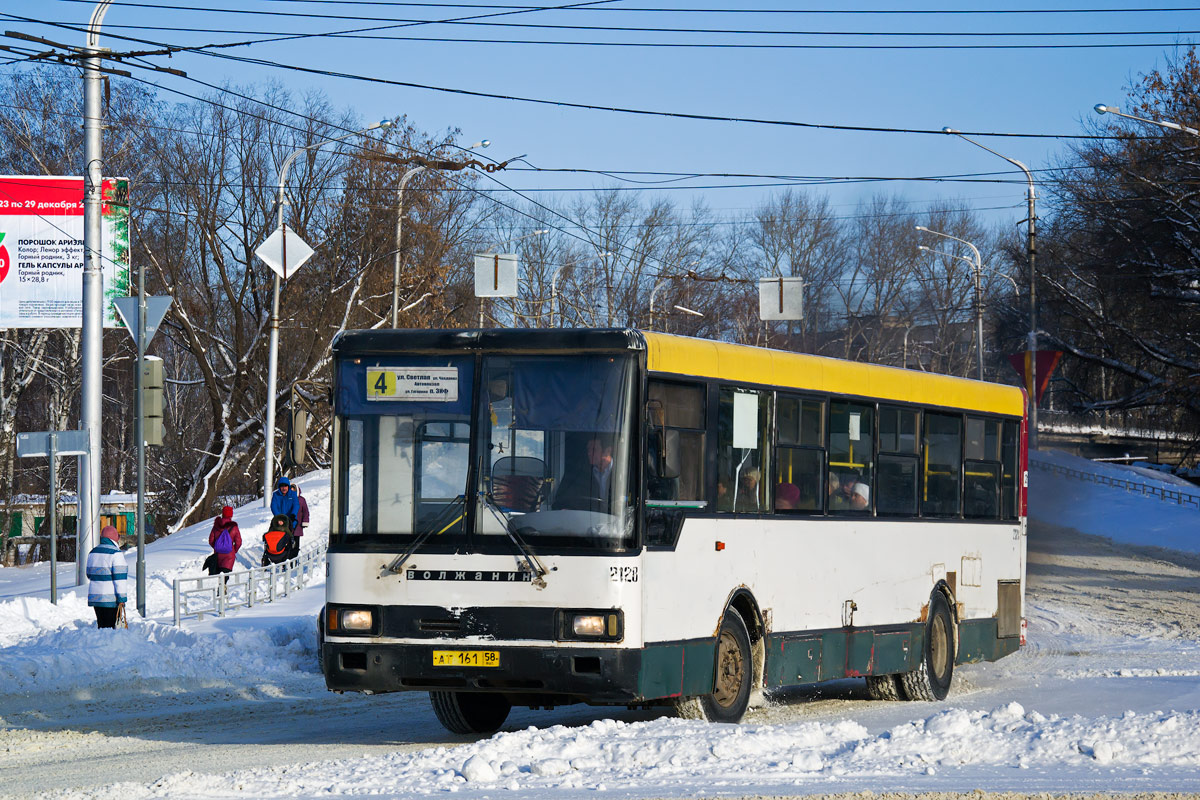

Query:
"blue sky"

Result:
[[2, 1, 1196, 232]]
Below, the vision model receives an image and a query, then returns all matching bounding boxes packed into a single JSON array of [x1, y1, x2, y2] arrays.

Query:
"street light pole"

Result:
[[392, 140, 488, 327], [942, 128, 1039, 446], [1094, 104, 1200, 137], [77, 0, 113, 585], [549, 251, 609, 328], [263, 120, 390, 506], [649, 280, 668, 331], [916, 229, 984, 381]]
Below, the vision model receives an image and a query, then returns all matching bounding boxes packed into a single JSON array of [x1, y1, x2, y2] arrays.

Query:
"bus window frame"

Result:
[[772, 392, 827, 515]]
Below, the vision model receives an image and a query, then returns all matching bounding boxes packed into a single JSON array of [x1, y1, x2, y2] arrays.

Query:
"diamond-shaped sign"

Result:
[[113, 296, 174, 347], [255, 224, 315, 280]]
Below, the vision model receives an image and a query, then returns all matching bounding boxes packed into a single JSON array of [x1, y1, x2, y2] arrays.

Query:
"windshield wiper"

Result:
[[384, 494, 465, 575], [479, 491, 549, 588]]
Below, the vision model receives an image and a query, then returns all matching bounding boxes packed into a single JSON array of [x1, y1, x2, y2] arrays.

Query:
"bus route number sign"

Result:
[[366, 367, 458, 402]]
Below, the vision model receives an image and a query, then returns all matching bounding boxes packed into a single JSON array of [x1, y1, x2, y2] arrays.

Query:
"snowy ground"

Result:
[[2, 452, 1200, 798]]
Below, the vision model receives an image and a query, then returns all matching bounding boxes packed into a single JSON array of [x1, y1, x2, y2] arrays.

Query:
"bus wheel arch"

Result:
[[674, 591, 762, 723], [724, 588, 767, 699], [900, 588, 956, 702]]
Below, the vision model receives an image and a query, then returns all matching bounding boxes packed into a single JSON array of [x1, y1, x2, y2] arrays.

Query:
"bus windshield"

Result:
[[476, 354, 635, 550], [337, 352, 636, 552]]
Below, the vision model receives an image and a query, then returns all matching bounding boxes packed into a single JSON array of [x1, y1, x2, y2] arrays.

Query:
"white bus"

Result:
[[321, 329, 1027, 733]]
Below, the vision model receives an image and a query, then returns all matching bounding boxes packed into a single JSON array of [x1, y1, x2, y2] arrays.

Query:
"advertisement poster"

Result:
[[0, 176, 130, 328]]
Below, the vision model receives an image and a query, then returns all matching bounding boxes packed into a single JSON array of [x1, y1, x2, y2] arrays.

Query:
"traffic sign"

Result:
[[474, 253, 519, 297], [255, 224, 315, 280], [16, 430, 90, 458], [113, 296, 173, 346], [759, 277, 804, 321]]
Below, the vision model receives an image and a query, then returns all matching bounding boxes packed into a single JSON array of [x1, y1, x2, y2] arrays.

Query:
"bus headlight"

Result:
[[341, 609, 375, 631], [573, 614, 606, 636], [560, 609, 623, 641]]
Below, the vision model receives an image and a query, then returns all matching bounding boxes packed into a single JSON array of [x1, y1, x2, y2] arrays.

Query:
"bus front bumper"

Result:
[[323, 641, 646, 704]]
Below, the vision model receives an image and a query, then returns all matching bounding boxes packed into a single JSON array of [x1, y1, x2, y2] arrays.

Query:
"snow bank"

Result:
[[1029, 449, 1200, 554], [46, 706, 1200, 799]]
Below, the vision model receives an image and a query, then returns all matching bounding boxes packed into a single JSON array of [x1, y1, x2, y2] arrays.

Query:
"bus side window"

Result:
[[828, 401, 874, 514], [922, 412, 962, 517], [647, 381, 706, 505], [877, 406, 919, 517], [717, 387, 770, 513], [774, 395, 824, 512], [964, 416, 1003, 519], [1001, 420, 1019, 519]]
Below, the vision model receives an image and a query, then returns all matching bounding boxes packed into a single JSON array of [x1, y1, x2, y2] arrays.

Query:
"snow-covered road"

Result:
[[3, 454, 1200, 798]]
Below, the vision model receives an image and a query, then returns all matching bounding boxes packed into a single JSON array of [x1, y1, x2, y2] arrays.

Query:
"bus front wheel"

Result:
[[674, 612, 752, 723], [430, 691, 512, 735], [900, 591, 955, 702]]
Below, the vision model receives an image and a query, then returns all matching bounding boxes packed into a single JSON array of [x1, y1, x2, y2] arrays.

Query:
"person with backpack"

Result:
[[207, 506, 242, 575], [86, 525, 128, 629], [261, 514, 295, 566]]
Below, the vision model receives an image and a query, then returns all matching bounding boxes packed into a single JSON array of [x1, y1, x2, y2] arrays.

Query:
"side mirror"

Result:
[[289, 408, 309, 466]]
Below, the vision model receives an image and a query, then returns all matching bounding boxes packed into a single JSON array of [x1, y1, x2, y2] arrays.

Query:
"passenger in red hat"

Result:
[[206, 505, 241, 575]]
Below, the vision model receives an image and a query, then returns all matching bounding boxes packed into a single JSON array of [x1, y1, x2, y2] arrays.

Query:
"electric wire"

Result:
[[0, 13, 1141, 140]]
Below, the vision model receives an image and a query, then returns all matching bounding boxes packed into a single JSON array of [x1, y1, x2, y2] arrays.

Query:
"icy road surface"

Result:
[[2, 455, 1199, 798]]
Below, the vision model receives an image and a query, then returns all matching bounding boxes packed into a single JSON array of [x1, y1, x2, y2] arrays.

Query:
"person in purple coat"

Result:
[[290, 485, 310, 558]]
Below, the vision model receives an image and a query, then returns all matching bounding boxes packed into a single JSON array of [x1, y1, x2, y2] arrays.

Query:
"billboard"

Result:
[[0, 176, 130, 328]]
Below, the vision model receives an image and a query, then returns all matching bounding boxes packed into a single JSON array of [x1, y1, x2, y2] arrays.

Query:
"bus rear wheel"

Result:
[[865, 674, 903, 701], [430, 691, 512, 735], [674, 612, 752, 723], [900, 591, 955, 702]]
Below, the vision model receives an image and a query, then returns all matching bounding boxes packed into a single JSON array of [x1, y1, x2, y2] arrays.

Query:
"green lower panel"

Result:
[[873, 630, 917, 674], [765, 636, 822, 687], [639, 640, 715, 700], [956, 618, 1019, 663], [818, 631, 847, 682], [846, 631, 875, 676]]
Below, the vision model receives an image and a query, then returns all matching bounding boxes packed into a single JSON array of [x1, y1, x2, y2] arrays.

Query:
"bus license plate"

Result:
[[432, 650, 500, 668]]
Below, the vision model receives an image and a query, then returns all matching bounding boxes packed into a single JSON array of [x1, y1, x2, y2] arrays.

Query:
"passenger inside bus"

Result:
[[775, 482, 801, 510]]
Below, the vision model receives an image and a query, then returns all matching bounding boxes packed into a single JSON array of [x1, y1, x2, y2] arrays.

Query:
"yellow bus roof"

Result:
[[643, 332, 1025, 417]]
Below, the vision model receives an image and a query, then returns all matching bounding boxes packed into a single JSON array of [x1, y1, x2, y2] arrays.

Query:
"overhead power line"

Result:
[[0, 15, 1154, 140], [41, 0, 1200, 17]]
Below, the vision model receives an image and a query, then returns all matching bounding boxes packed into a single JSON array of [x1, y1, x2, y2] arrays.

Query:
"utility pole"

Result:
[[78, 0, 113, 584]]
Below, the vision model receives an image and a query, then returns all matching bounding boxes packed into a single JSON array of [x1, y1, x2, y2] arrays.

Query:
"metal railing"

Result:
[[172, 537, 328, 625], [1032, 459, 1200, 511]]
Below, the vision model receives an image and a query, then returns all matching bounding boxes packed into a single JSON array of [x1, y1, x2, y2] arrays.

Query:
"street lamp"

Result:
[[549, 250, 610, 328], [263, 119, 391, 505], [1094, 104, 1200, 137], [942, 127, 1040, 446], [393, 139, 489, 327], [916, 228, 984, 381]]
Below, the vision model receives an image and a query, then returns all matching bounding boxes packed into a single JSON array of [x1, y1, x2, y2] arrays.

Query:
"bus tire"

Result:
[[865, 674, 903, 701], [900, 591, 955, 702], [674, 611, 752, 723], [429, 691, 511, 735]]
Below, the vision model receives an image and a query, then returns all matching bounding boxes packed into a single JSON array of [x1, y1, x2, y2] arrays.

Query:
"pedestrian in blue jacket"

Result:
[[270, 476, 300, 534], [86, 525, 128, 629]]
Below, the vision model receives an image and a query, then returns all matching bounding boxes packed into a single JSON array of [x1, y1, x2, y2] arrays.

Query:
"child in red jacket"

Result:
[[207, 506, 242, 575]]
